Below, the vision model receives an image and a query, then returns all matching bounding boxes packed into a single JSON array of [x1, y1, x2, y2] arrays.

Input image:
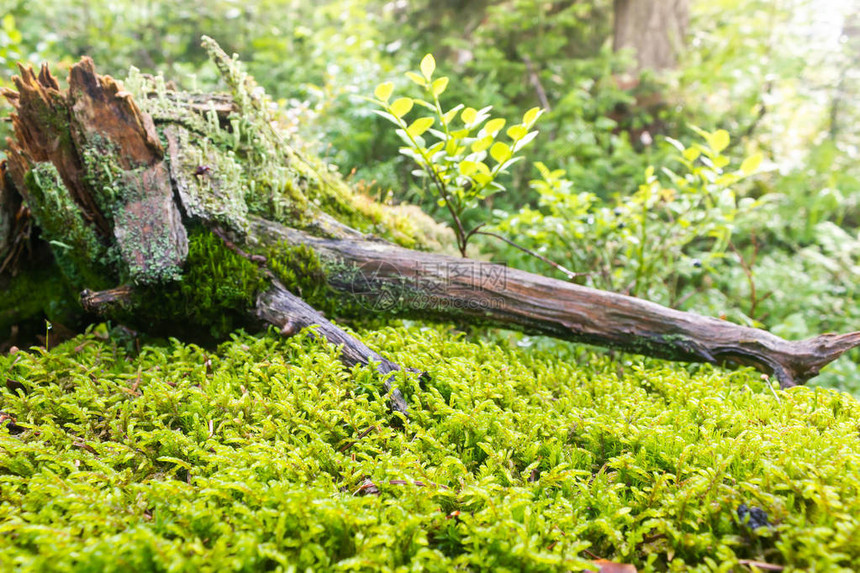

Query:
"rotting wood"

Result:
[[250, 218, 860, 387], [2, 51, 858, 398]]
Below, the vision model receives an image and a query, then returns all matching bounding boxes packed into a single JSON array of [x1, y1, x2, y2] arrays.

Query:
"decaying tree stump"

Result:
[[1, 38, 858, 407]]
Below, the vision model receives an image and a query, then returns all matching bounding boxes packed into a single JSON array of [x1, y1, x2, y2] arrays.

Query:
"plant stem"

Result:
[[385, 100, 470, 255], [473, 229, 581, 280]]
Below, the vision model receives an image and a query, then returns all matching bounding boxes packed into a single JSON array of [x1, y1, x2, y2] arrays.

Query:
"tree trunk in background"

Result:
[[828, 11, 860, 141], [613, 0, 689, 72]]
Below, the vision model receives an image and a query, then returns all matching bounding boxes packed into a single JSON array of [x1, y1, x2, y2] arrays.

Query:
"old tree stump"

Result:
[[2, 39, 859, 413]]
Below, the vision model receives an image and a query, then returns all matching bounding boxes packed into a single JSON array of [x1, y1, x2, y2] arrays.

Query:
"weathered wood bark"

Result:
[[255, 282, 412, 414], [248, 218, 860, 387], [2, 49, 859, 396]]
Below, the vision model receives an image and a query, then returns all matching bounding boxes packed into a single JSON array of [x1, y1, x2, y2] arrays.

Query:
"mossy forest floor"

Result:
[[1, 323, 859, 571]]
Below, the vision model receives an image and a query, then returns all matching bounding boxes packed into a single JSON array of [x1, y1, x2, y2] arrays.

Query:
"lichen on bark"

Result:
[[0, 39, 443, 346]]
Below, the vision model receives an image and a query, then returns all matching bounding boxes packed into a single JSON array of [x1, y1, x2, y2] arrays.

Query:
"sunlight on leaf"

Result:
[[407, 117, 434, 138], [420, 53, 436, 81], [740, 152, 763, 175], [432, 77, 449, 96], [390, 97, 413, 119], [374, 82, 394, 102]]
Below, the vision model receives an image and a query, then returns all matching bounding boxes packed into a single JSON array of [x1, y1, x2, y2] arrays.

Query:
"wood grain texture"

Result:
[[250, 217, 860, 387], [2, 62, 110, 235]]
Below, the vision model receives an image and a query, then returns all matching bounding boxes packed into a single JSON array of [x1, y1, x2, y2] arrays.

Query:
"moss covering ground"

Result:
[[1, 324, 859, 572]]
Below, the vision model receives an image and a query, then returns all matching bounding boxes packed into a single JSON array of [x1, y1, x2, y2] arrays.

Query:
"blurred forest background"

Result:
[[1, 0, 859, 391]]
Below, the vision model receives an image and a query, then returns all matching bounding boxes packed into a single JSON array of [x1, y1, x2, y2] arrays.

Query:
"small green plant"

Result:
[[496, 128, 766, 306], [371, 54, 543, 257]]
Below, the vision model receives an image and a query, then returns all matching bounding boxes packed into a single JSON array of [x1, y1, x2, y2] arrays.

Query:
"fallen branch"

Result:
[[249, 218, 860, 387]]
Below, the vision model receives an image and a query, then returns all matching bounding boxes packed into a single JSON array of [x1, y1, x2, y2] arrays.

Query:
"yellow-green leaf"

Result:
[[442, 107, 461, 125], [710, 129, 730, 153], [432, 77, 449, 97], [471, 136, 493, 153], [682, 147, 701, 162], [713, 155, 730, 169], [507, 125, 528, 141], [490, 142, 512, 164], [390, 97, 414, 119], [484, 118, 506, 136], [461, 107, 478, 125], [420, 54, 436, 81], [405, 71, 426, 86], [407, 117, 435, 138], [459, 161, 479, 176], [473, 172, 492, 185], [523, 106, 543, 127], [157, 456, 192, 470], [374, 82, 394, 102], [715, 173, 740, 187], [739, 152, 763, 175]]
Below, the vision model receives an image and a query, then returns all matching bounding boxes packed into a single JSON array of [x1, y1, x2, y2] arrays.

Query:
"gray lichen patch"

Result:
[[124, 38, 449, 250], [79, 135, 188, 285], [112, 163, 188, 285], [165, 125, 249, 235]]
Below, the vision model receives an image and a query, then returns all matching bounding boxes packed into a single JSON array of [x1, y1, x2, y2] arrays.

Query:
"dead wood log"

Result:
[[256, 282, 411, 415], [249, 218, 860, 387], [1, 45, 858, 396]]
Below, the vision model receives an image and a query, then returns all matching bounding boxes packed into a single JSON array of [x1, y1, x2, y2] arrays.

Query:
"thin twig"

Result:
[[729, 233, 769, 321], [474, 230, 582, 280], [523, 55, 551, 113], [338, 425, 379, 453]]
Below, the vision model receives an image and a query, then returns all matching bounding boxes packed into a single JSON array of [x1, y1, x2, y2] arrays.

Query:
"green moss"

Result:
[[128, 229, 267, 339], [198, 38, 311, 223], [266, 248, 418, 321], [78, 135, 129, 220], [0, 262, 80, 336], [23, 163, 115, 290], [264, 241, 389, 320], [123, 41, 444, 250], [2, 325, 860, 571], [265, 240, 335, 313], [28, 85, 76, 168]]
